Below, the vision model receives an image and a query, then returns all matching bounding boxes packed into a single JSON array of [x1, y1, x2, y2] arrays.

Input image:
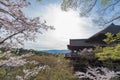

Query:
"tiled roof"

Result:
[[68, 23, 120, 47], [88, 23, 120, 40]]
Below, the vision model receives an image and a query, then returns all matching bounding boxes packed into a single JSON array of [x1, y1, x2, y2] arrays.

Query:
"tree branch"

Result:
[[101, 0, 120, 12], [0, 29, 25, 44], [88, 0, 97, 12], [105, 16, 120, 24]]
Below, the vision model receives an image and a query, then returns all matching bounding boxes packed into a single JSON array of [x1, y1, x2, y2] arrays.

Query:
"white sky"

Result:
[[23, 3, 100, 50]]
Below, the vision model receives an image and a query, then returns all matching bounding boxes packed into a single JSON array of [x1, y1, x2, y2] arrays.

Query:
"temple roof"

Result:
[[88, 23, 120, 40], [68, 23, 120, 50]]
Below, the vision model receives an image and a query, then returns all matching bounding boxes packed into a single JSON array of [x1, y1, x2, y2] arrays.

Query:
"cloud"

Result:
[[23, 3, 100, 50]]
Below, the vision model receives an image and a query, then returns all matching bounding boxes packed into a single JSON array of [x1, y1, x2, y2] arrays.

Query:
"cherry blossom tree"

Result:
[[0, 0, 53, 47], [76, 67, 120, 80]]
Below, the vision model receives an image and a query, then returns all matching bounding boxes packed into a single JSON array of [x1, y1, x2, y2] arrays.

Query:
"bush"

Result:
[[96, 44, 120, 60], [25, 55, 78, 80], [0, 68, 6, 77]]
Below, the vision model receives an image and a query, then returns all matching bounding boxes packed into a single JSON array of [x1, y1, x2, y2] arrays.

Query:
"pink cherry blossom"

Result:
[[0, 0, 54, 47]]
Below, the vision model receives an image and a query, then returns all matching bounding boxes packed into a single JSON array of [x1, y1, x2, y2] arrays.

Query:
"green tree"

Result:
[[96, 45, 120, 60], [103, 32, 116, 44], [96, 32, 120, 60], [103, 32, 120, 44]]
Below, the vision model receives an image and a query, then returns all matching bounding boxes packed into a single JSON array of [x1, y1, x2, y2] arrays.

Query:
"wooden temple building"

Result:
[[65, 23, 120, 71], [65, 23, 120, 58]]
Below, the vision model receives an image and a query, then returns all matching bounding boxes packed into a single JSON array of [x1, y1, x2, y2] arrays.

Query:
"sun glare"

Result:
[[24, 4, 98, 50], [42, 5, 92, 39]]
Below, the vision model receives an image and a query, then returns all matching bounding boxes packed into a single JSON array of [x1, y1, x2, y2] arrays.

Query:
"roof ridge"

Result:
[[88, 23, 120, 40]]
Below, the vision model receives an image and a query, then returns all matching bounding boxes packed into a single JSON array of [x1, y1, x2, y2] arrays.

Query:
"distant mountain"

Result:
[[40, 50, 71, 54]]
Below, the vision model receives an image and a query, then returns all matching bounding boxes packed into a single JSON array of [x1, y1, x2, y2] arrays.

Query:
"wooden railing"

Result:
[[64, 53, 81, 58]]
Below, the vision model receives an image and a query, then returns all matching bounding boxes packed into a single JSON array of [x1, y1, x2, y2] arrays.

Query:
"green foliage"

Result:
[[25, 55, 58, 67], [25, 55, 78, 80], [115, 32, 120, 42], [103, 32, 120, 44], [0, 47, 7, 53], [8, 67, 24, 77], [100, 0, 111, 6], [111, 77, 120, 80], [0, 68, 6, 76], [96, 44, 120, 60], [102, 60, 120, 71], [93, 32, 120, 71], [97, 32, 120, 60], [103, 32, 116, 44], [93, 46, 103, 53], [0, 57, 7, 60], [0, 62, 39, 80], [0, 51, 2, 54], [0, 54, 77, 80], [35, 66, 77, 80], [23, 62, 38, 70]]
